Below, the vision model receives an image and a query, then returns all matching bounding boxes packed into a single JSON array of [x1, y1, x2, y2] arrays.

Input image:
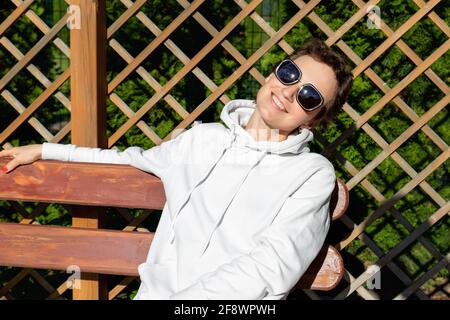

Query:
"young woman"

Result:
[[0, 38, 353, 300]]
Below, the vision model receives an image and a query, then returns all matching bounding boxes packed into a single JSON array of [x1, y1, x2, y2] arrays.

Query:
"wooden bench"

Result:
[[0, 157, 349, 297]]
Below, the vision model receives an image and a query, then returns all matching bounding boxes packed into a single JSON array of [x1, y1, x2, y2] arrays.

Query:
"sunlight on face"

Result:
[[256, 54, 338, 134]]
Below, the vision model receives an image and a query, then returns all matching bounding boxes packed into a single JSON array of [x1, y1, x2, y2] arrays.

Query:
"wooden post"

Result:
[[69, 0, 108, 300]]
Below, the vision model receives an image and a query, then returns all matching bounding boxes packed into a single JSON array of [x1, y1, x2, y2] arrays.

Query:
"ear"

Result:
[[299, 123, 312, 130]]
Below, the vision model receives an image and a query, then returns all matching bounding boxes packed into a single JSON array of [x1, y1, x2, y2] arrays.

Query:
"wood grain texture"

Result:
[[296, 245, 344, 291], [0, 222, 342, 290], [0, 158, 166, 210], [0, 158, 347, 218], [0, 222, 152, 276], [70, 0, 109, 300], [330, 179, 349, 221], [0, 158, 349, 291]]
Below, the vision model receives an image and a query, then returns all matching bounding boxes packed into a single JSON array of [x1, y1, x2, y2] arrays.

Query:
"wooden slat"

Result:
[[413, 0, 450, 37], [1, 90, 54, 142], [325, 0, 381, 47], [70, 0, 109, 300], [0, 157, 348, 292], [11, 0, 70, 58], [330, 179, 349, 221], [352, 0, 441, 77], [108, 276, 136, 300], [0, 36, 71, 112], [0, 222, 153, 276], [0, 12, 69, 92], [0, 0, 34, 38], [108, 0, 206, 93], [160, 0, 320, 143], [234, 0, 294, 55], [0, 222, 343, 291], [393, 254, 450, 300], [296, 245, 344, 291], [181, 0, 266, 84], [338, 150, 450, 250], [335, 202, 450, 299], [0, 268, 32, 298], [346, 94, 449, 189], [108, 0, 264, 146], [0, 158, 166, 210], [108, 39, 190, 120], [107, 0, 147, 39], [109, 92, 163, 145], [121, 0, 232, 107], [0, 158, 348, 220], [352, 0, 449, 95], [323, 38, 450, 158], [0, 68, 71, 145], [116, 0, 232, 109]]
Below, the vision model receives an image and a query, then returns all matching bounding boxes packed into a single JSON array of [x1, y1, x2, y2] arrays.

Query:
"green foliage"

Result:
[[0, 0, 448, 299]]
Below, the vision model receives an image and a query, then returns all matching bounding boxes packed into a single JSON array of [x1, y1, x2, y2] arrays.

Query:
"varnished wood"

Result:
[[70, 0, 108, 300], [0, 222, 153, 276], [0, 222, 342, 291], [0, 158, 166, 210], [331, 179, 348, 221], [295, 245, 344, 291], [0, 158, 345, 218], [0, 157, 348, 291]]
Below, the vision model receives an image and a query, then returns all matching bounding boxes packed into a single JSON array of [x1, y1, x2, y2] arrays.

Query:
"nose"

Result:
[[281, 83, 299, 103]]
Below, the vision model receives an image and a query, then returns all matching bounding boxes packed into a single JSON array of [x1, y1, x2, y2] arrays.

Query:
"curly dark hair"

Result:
[[276, 38, 354, 129]]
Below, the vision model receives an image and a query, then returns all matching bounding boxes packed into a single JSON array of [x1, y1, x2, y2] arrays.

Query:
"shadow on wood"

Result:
[[0, 158, 348, 292]]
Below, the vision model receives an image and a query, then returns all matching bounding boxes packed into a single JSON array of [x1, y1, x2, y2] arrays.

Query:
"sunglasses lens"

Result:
[[276, 60, 301, 84], [298, 85, 322, 111]]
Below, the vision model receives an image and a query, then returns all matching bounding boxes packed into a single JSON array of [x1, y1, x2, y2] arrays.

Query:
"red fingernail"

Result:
[[1, 166, 8, 173]]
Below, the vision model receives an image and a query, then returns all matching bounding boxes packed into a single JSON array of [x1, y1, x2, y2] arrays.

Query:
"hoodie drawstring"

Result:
[[168, 126, 238, 244], [199, 149, 268, 256]]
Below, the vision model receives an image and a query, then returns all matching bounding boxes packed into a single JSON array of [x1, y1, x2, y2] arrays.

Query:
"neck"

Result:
[[244, 108, 292, 142]]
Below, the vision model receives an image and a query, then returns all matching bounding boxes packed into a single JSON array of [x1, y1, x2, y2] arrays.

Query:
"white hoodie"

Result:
[[42, 99, 336, 300]]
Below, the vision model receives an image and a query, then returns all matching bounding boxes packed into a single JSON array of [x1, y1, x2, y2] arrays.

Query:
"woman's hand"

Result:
[[0, 144, 43, 174]]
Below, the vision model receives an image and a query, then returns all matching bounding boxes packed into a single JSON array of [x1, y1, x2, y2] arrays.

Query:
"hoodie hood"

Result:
[[220, 99, 314, 155]]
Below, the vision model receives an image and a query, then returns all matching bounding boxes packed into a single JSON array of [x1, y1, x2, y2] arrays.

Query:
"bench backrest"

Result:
[[0, 158, 349, 291]]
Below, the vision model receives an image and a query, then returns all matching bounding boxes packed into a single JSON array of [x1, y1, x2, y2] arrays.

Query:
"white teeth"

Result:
[[272, 94, 287, 112]]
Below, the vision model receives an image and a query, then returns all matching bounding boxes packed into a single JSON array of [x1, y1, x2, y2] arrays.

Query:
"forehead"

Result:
[[291, 55, 338, 103]]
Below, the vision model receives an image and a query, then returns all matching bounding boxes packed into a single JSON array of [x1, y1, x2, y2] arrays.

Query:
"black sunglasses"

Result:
[[274, 59, 325, 112]]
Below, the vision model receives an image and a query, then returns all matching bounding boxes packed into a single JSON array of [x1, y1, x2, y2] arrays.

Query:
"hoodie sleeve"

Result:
[[169, 166, 335, 300], [41, 128, 195, 179]]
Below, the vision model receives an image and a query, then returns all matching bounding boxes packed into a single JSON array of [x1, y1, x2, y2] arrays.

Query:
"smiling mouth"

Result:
[[271, 93, 287, 113]]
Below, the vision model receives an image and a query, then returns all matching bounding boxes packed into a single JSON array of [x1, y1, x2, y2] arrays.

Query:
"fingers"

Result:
[[0, 148, 14, 159], [2, 158, 20, 174], [0, 148, 15, 174]]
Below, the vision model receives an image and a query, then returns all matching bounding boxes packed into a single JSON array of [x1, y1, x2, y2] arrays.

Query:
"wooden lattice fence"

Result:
[[0, 0, 449, 300]]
